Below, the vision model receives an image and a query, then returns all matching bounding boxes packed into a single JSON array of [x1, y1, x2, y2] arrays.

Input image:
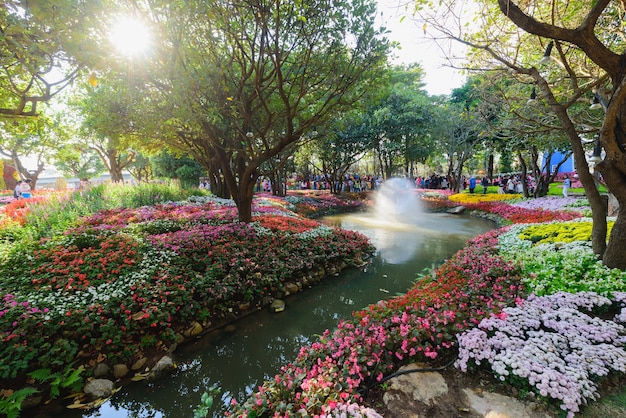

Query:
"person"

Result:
[[481, 176, 489, 194], [20, 179, 32, 199], [14, 180, 22, 199], [562, 175, 571, 197], [469, 176, 476, 193]]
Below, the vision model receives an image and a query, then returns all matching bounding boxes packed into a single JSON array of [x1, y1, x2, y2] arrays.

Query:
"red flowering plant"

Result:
[[0, 196, 46, 225], [0, 192, 375, 409], [227, 229, 525, 417], [462, 201, 581, 224]]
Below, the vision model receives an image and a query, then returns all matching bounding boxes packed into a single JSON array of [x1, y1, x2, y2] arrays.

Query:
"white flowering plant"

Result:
[[456, 292, 626, 418]]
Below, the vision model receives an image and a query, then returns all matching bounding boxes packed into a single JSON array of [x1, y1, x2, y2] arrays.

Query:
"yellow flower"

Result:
[[449, 193, 522, 204]]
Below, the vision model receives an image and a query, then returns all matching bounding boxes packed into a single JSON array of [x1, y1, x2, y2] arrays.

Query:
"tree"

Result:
[[54, 145, 106, 181], [367, 65, 435, 179], [73, 80, 143, 182], [0, 1, 104, 117], [306, 114, 372, 194], [152, 151, 206, 189], [110, 0, 390, 222], [0, 115, 65, 188], [433, 102, 485, 193], [418, 0, 626, 268]]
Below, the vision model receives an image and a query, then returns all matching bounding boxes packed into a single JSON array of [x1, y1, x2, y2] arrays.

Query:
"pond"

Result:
[[55, 208, 494, 418]]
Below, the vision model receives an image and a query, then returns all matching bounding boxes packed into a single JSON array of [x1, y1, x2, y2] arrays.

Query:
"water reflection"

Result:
[[59, 212, 493, 418]]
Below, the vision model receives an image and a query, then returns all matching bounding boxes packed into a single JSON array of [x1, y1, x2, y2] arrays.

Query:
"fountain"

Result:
[[374, 177, 421, 225]]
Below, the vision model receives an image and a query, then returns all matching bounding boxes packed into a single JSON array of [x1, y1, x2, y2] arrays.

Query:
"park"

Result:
[[1, 1, 626, 418]]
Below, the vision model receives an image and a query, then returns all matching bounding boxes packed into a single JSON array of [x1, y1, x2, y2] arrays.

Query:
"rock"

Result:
[[113, 364, 129, 379], [182, 321, 203, 338], [270, 299, 285, 313], [148, 355, 175, 380], [447, 205, 467, 214], [84, 379, 115, 400], [93, 363, 110, 378], [131, 357, 148, 371], [383, 364, 448, 407], [284, 282, 299, 294], [463, 388, 551, 418], [19, 391, 42, 409]]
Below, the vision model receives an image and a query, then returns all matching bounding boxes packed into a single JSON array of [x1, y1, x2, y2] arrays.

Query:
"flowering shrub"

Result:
[[456, 292, 626, 418], [227, 230, 525, 417], [449, 193, 522, 203], [510, 196, 588, 212], [0, 196, 46, 225], [0, 194, 374, 389], [285, 193, 367, 218], [465, 201, 581, 224], [518, 221, 614, 244], [497, 223, 626, 296]]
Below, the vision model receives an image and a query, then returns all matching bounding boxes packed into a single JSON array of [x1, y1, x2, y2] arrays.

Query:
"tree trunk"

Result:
[[109, 163, 124, 183], [533, 73, 609, 258], [601, 199, 626, 268], [517, 150, 529, 197], [596, 158, 626, 266]]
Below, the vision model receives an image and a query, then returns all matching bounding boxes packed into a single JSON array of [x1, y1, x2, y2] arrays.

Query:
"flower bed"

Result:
[[227, 230, 525, 416], [226, 195, 625, 418], [0, 193, 374, 415]]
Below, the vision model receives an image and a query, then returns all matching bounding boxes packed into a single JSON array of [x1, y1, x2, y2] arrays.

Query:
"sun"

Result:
[[109, 15, 152, 58]]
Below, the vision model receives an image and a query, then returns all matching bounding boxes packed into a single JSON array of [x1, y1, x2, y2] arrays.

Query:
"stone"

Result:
[[131, 357, 148, 371], [463, 388, 552, 418], [148, 355, 175, 380], [93, 363, 110, 378], [113, 364, 129, 379], [270, 299, 285, 313], [182, 321, 203, 338], [383, 364, 448, 406], [20, 393, 42, 409], [284, 282, 299, 295], [84, 379, 114, 400], [447, 205, 467, 214]]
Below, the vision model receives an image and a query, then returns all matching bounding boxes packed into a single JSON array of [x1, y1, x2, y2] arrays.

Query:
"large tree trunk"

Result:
[[597, 158, 626, 268], [534, 73, 609, 259], [517, 150, 529, 197], [602, 200, 626, 268]]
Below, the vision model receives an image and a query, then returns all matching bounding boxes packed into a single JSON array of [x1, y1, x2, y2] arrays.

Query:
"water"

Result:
[[52, 196, 494, 418]]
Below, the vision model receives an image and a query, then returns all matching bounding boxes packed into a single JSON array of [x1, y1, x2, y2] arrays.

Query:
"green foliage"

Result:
[[0, 387, 39, 418], [101, 182, 191, 208], [28, 365, 84, 399], [499, 224, 626, 296], [193, 384, 221, 418], [152, 152, 206, 189]]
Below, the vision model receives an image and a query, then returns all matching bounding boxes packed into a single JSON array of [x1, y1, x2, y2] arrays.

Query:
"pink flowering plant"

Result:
[[227, 230, 525, 417], [0, 193, 373, 400], [226, 195, 622, 418]]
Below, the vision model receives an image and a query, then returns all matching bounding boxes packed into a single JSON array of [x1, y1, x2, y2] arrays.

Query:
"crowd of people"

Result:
[[200, 171, 574, 198], [413, 173, 538, 195]]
